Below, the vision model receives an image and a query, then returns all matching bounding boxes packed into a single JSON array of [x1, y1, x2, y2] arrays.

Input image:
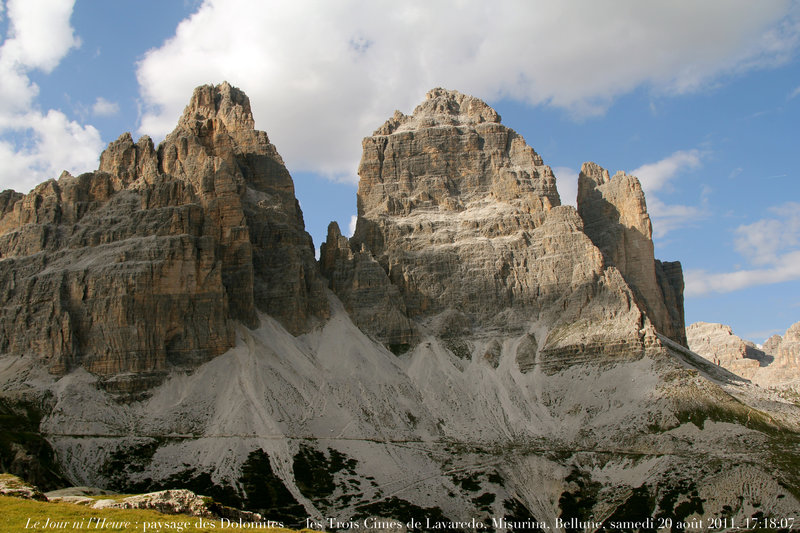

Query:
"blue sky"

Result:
[[1, 0, 798, 343]]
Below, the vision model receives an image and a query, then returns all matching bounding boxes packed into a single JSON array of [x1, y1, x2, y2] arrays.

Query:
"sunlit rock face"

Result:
[[2, 85, 798, 526], [0, 82, 327, 392], [324, 88, 676, 368], [577, 162, 686, 346], [688, 320, 800, 390]]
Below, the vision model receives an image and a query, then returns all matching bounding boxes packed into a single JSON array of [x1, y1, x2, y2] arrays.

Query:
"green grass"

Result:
[[0, 495, 311, 533]]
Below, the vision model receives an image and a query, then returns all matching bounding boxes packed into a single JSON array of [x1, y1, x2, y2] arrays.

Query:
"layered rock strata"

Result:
[[323, 88, 682, 364], [0, 82, 327, 391], [764, 321, 800, 370], [3, 85, 797, 525], [319, 221, 414, 346], [686, 322, 770, 379], [688, 320, 800, 388], [577, 162, 686, 346]]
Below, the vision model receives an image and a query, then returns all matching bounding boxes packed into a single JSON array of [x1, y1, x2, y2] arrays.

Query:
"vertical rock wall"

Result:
[[577, 162, 687, 346], [0, 83, 328, 392], [322, 88, 671, 364]]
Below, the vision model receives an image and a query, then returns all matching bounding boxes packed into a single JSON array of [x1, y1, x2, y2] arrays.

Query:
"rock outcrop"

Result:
[[577, 162, 686, 345], [92, 489, 264, 522], [687, 320, 800, 389], [764, 321, 800, 370], [685, 322, 770, 379], [319, 221, 414, 346], [3, 85, 798, 526], [323, 88, 677, 368], [0, 473, 47, 501], [0, 82, 327, 393]]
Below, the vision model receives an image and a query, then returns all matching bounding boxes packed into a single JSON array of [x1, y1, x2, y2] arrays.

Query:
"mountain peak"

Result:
[[418, 87, 500, 123], [374, 87, 501, 136], [178, 81, 255, 133]]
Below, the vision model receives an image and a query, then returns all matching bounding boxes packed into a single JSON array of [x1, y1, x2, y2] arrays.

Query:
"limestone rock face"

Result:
[[685, 322, 769, 379], [768, 321, 800, 368], [577, 162, 687, 346], [687, 321, 800, 389], [324, 88, 664, 368], [319, 222, 414, 346], [0, 82, 327, 391], [2, 86, 798, 525], [347, 87, 566, 329], [655, 259, 686, 345], [759, 321, 800, 385], [159, 82, 328, 333]]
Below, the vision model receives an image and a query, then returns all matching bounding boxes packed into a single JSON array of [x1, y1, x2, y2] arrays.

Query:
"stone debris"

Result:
[[91, 488, 262, 522], [0, 473, 47, 501], [0, 84, 797, 522]]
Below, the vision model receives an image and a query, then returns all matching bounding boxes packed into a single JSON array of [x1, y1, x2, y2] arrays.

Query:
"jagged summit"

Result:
[[374, 87, 501, 136], [357, 87, 559, 225], [329, 88, 685, 351], [178, 81, 257, 134], [578, 161, 686, 345], [0, 82, 327, 391], [688, 320, 800, 388], [2, 84, 798, 525]]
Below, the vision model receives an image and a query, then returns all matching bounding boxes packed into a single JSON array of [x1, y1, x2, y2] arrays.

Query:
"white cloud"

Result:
[[92, 97, 119, 117], [790, 85, 800, 99], [0, 0, 102, 193], [0, 0, 79, 115], [646, 197, 706, 239], [347, 215, 357, 238], [1, 0, 79, 71], [686, 250, 800, 296], [136, 0, 800, 181], [734, 202, 800, 265], [686, 202, 800, 296], [0, 111, 102, 192], [627, 149, 707, 237], [553, 166, 577, 207], [630, 150, 702, 193]]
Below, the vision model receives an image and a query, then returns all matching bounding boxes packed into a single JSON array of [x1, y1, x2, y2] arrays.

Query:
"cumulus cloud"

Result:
[[646, 197, 707, 240], [686, 202, 800, 296], [0, 0, 80, 115], [630, 150, 703, 193], [0, 0, 102, 193], [91, 97, 119, 117], [628, 149, 707, 237], [136, 0, 800, 180], [734, 202, 800, 265]]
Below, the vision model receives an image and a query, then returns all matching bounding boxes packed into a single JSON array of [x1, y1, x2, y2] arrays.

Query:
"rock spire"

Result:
[[0, 82, 327, 392]]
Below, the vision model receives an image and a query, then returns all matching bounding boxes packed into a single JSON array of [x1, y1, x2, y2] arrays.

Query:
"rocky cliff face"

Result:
[[688, 320, 800, 389], [0, 82, 327, 393], [685, 322, 770, 379], [323, 88, 684, 362], [577, 162, 686, 346], [765, 321, 800, 370], [1, 85, 798, 526]]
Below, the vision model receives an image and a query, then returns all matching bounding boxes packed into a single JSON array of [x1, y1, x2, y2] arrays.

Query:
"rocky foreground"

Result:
[[0, 473, 262, 521], [1, 84, 799, 528]]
